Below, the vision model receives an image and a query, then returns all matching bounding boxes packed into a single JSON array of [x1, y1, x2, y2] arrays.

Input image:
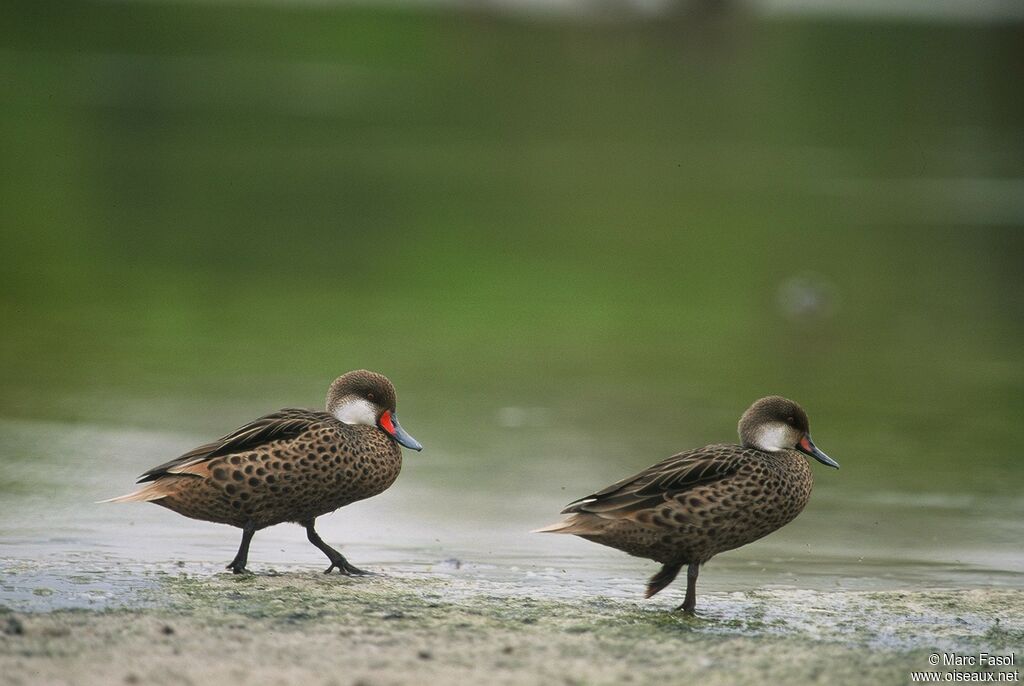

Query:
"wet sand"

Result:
[[2, 568, 1021, 686]]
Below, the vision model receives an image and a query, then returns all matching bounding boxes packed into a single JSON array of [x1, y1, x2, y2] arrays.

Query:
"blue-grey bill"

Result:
[[390, 415, 423, 452], [798, 434, 839, 469]]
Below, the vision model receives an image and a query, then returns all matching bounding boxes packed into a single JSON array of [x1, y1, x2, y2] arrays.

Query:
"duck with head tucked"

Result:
[[104, 370, 422, 575], [535, 396, 838, 613]]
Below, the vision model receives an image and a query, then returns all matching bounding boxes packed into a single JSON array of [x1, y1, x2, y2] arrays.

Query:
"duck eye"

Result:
[[786, 416, 795, 425], [367, 393, 375, 401]]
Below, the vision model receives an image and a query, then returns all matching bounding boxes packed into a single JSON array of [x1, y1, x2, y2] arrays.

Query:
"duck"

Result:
[[534, 395, 838, 613], [103, 370, 422, 575]]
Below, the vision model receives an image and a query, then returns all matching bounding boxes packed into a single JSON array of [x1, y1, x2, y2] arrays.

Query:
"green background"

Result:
[[2, 2, 1021, 501]]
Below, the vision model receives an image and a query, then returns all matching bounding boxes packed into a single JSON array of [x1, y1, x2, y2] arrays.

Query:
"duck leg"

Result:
[[303, 519, 368, 576], [226, 523, 257, 574], [645, 561, 683, 598], [676, 562, 699, 613]]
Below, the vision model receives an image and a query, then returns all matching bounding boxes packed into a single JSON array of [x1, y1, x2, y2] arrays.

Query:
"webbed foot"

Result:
[[324, 557, 369, 576]]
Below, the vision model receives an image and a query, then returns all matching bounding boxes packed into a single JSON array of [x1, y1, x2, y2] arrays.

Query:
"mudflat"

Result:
[[2, 566, 1021, 686]]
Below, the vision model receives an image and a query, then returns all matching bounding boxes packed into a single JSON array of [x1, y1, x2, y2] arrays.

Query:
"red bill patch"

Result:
[[379, 410, 395, 435]]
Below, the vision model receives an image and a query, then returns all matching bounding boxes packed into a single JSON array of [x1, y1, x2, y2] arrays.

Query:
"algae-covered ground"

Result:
[[2, 565, 1021, 686]]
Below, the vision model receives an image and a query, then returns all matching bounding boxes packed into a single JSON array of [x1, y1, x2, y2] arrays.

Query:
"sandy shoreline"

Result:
[[2, 570, 1021, 686]]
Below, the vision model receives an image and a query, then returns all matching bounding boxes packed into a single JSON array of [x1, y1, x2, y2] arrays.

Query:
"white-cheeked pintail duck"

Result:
[[104, 370, 422, 574], [535, 395, 838, 612]]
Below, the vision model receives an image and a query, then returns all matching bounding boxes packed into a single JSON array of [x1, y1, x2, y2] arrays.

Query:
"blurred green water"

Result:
[[1, 1, 1022, 506]]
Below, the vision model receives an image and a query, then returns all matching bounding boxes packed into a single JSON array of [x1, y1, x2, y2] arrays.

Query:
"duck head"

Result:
[[326, 370, 423, 451], [738, 395, 838, 468]]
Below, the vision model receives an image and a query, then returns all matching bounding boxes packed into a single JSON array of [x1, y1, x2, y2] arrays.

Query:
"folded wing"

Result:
[[559, 445, 744, 519], [136, 408, 329, 483]]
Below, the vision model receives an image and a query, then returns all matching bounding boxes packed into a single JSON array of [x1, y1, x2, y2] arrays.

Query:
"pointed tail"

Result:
[[531, 520, 574, 534], [531, 513, 605, 535], [97, 481, 172, 504]]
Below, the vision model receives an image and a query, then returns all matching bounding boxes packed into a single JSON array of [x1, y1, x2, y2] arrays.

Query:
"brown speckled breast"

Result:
[[155, 421, 402, 528]]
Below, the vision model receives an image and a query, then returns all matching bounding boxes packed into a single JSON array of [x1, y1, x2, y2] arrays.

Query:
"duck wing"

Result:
[[560, 444, 746, 517], [136, 408, 331, 483]]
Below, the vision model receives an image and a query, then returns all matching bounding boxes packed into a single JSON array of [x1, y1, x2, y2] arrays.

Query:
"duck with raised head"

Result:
[[103, 370, 423, 575], [535, 396, 838, 613]]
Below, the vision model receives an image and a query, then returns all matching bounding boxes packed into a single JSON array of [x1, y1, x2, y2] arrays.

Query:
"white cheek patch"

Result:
[[753, 423, 791, 452], [333, 398, 378, 426]]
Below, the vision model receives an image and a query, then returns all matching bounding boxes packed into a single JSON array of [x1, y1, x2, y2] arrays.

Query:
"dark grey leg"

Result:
[[227, 523, 257, 574], [676, 562, 700, 613], [303, 519, 368, 576], [645, 561, 683, 598]]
